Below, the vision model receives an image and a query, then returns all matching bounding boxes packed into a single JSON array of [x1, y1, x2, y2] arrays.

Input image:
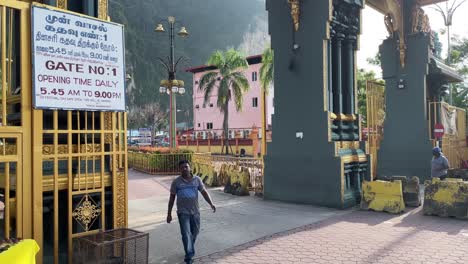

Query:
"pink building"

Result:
[[186, 55, 274, 139]]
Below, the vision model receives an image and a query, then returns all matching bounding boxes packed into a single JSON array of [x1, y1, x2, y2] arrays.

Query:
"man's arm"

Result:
[[443, 157, 450, 169], [200, 189, 216, 212], [167, 193, 176, 223]]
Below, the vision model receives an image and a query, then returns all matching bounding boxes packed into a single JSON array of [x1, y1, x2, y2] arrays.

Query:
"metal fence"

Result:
[[128, 151, 264, 194], [428, 102, 468, 168], [128, 152, 192, 175], [192, 153, 264, 194]]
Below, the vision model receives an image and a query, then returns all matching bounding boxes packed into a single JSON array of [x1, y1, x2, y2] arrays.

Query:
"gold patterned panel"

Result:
[[57, 0, 67, 9], [42, 144, 102, 155], [0, 145, 17, 155], [341, 154, 367, 163], [72, 194, 102, 232], [104, 112, 113, 143], [411, 6, 431, 34], [114, 171, 127, 228], [98, 0, 108, 20], [288, 0, 300, 32]]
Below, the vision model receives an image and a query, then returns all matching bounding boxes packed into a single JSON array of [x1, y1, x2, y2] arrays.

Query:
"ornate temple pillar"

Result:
[[264, 0, 367, 209]]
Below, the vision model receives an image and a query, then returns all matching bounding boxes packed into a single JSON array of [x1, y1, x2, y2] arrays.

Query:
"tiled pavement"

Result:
[[195, 207, 468, 264]]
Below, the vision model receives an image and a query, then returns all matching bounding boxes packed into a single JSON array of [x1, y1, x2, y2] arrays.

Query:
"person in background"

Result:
[[431, 147, 449, 180], [167, 160, 216, 264]]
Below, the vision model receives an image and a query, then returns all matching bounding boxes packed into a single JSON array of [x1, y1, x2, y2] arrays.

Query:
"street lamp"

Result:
[[155, 16, 189, 149]]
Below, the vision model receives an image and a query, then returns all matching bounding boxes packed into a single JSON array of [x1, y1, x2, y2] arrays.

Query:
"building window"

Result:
[[198, 123, 201, 128], [252, 97, 258, 107], [251, 71, 258, 81], [195, 104, 200, 109], [195, 80, 199, 84], [209, 103, 214, 107], [207, 123, 213, 129]]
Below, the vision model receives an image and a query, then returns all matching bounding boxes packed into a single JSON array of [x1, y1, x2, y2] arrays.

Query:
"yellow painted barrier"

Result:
[[423, 178, 468, 219], [391, 176, 421, 207], [0, 239, 40, 264], [224, 166, 250, 196], [360, 180, 405, 214]]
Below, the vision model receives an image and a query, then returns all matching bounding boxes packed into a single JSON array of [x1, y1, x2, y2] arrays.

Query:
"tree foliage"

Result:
[[198, 49, 250, 154], [259, 47, 274, 94], [448, 36, 468, 111]]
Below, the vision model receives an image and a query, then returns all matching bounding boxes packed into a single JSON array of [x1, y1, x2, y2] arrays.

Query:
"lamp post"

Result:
[[155, 16, 189, 149]]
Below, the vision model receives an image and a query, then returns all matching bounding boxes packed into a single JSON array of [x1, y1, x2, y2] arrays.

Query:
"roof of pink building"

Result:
[[185, 54, 262, 73]]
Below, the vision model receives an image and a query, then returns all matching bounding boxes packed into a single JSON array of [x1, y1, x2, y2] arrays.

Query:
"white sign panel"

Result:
[[32, 6, 126, 111]]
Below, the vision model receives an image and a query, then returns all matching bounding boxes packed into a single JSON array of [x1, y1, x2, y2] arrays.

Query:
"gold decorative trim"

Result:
[[104, 112, 113, 143], [72, 194, 102, 232], [57, 0, 67, 9], [115, 171, 126, 228], [288, 0, 300, 32], [411, 6, 431, 34], [98, 0, 108, 20], [0, 145, 17, 155], [42, 144, 102, 155], [341, 154, 367, 163], [335, 113, 348, 121]]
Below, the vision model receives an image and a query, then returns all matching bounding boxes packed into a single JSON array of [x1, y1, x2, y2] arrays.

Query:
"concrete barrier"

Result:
[[391, 176, 421, 207], [360, 180, 405, 214], [423, 178, 468, 219], [224, 166, 250, 196]]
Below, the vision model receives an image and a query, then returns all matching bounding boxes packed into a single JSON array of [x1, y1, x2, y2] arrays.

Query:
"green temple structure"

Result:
[[264, 0, 463, 208]]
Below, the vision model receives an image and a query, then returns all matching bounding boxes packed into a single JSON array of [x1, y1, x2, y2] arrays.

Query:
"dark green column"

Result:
[[328, 39, 334, 112], [332, 34, 344, 116], [345, 37, 355, 115]]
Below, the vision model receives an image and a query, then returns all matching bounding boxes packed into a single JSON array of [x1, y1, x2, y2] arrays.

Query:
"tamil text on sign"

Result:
[[32, 5, 126, 111]]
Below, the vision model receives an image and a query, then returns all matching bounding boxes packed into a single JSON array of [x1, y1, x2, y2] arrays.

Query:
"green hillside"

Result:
[[109, 0, 266, 125]]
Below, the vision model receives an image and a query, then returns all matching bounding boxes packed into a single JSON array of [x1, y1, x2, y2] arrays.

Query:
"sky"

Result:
[[358, 1, 468, 76]]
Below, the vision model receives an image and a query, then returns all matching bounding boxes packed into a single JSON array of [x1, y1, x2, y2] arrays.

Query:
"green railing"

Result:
[[128, 151, 192, 175]]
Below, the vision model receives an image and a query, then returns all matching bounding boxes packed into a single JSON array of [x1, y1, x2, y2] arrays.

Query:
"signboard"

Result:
[[434, 123, 445, 139], [138, 128, 151, 137], [31, 6, 126, 111]]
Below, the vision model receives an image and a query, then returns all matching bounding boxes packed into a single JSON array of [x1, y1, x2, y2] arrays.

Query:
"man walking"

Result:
[[431, 147, 450, 180], [167, 160, 216, 264]]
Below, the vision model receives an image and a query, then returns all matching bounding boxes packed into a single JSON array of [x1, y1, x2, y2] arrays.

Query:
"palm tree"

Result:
[[259, 47, 274, 94], [259, 47, 274, 156], [199, 49, 250, 155]]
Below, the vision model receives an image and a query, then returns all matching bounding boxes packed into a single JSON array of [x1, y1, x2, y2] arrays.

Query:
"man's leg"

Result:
[[177, 213, 194, 263], [189, 214, 201, 258]]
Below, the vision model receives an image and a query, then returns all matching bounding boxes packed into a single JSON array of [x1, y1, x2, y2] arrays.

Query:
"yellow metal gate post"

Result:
[[366, 81, 385, 180]]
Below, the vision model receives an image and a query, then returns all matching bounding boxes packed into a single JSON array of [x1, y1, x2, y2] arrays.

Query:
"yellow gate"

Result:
[[0, 1, 128, 263], [0, 134, 22, 240], [0, 0, 31, 243], [428, 102, 468, 168], [366, 81, 385, 180]]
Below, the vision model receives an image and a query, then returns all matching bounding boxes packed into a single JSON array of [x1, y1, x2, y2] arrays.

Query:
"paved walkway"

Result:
[[128, 170, 468, 264], [195, 207, 468, 264], [127, 169, 348, 264]]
